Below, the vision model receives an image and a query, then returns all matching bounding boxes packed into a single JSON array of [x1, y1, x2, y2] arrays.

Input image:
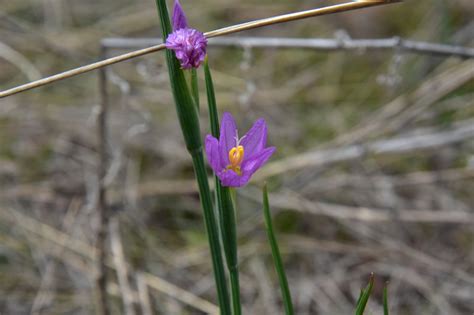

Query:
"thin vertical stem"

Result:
[[154, 1, 231, 313], [230, 267, 242, 315], [262, 184, 294, 315], [191, 68, 200, 110], [191, 151, 232, 315], [221, 187, 241, 315], [95, 47, 110, 315], [204, 58, 241, 315], [229, 268, 241, 315], [383, 282, 390, 315]]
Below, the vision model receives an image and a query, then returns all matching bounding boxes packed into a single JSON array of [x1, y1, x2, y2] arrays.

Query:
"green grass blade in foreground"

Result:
[[263, 184, 294, 315], [204, 58, 242, 315], [154, 0, 200, 152], [355, 288, 364, 306], [191, 68, 200, 110], [355, 273, 375, 315], [383, 283, 389, 315], [153, 1, 231, 314], [220, 187, 241, 315], [192, 153, 232, 315], [204, 58, 219, 137]]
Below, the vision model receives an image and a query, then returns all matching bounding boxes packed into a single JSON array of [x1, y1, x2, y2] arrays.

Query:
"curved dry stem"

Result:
[[0, 0, 401, 98]]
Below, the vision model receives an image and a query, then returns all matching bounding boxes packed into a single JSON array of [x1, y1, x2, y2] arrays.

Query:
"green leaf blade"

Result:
[[355, 273, 375, 315], [153, 1, 231, 314], [191, 68, 200, 110], [263, 184, 294, 315], [204, 58, 241, 315]]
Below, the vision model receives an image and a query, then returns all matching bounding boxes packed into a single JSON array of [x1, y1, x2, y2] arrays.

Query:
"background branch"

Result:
[[101, 36, 474, 58]]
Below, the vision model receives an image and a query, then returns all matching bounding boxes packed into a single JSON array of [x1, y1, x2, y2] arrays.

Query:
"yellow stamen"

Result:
[[227, 145, 244, 175]]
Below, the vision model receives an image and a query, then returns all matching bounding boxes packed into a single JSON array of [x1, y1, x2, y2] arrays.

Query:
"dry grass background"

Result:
[[0, 0, 473, 314]]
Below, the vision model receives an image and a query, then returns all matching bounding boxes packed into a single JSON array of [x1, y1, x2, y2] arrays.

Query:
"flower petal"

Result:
[[218, 169, 245, 187], [205, 135, 222, 173], [219, 112, 238, 165], [241, 147, 276, 178], [172, 0, 188, 31], [240, 118, 267, 159]]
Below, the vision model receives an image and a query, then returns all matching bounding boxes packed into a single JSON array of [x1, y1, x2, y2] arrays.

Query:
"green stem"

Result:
[[263, 184, 294, 315], [383, 282, 389, 315], [204, 57, 219, 137], [191, 68, 200, 110], [191, 151, 232, 315], [221, 187, 241, 315], [204, 57, 241, 315], [230, 266, 242, 315], [153, 1, 231, 313]]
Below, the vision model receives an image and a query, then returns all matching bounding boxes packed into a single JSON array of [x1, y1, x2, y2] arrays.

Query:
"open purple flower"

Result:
[[205, 113, 276, 187], [165, 0, 207, 69]]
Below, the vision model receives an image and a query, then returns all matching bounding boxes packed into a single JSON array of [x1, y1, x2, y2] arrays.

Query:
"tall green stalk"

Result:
[[263, 184, 294, 315], [220, 187, 241, 315], [153, 1, 230, 314], [204, 58, 241, 315]]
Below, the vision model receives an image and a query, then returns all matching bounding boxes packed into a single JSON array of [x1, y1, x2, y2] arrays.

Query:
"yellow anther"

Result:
[[226, 145, 244, 175], [228, 145, 244, 167]]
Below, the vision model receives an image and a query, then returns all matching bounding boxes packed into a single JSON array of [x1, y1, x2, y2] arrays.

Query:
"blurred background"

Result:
[[1, 0, 473, 314]]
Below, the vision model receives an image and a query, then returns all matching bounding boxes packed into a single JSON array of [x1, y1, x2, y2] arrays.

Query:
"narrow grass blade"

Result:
[[355, 273, 375, 315], [263, 184, 294, 315], [383, 282, 390, 315], [191, 68, 200, 110], [153, 1, 231, 314], [191, 153, 232, 315], [204, 58, 241, 315], [204, 57, 219, 137], [355, 288, 364, 306], [154, 0, 200, 152], [220, 187, 241, 315]]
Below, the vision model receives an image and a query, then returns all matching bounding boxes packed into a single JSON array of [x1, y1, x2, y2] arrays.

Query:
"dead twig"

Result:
[[0, 0, 400, 98]]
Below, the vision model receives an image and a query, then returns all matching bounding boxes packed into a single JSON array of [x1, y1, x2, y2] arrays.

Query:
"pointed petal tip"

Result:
[[240, 117, 268, 158], [241, 146, 275, 176], [172, 0, 188, 30], [222, 112, 233, 120], [219, 112, 238, 160]]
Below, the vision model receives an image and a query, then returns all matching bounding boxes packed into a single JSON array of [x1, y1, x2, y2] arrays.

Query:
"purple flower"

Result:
[[165, 0, 207, 69], [205, 113, 276, 187]]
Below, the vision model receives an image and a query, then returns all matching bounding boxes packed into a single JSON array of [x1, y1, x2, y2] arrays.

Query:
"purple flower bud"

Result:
[[205, 112, 276, 187], [172, 0, 188, 30], [165, 0, 207, 69], [166, 28, 207, 69]]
